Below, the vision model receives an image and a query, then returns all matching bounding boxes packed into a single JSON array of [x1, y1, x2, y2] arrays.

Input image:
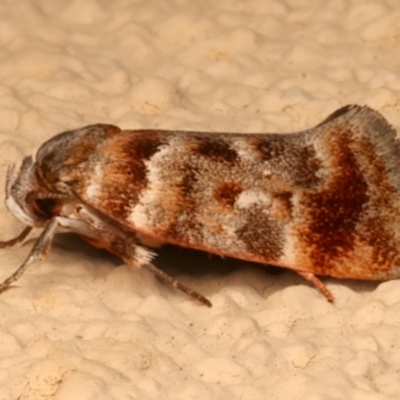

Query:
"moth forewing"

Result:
[[1, 104, 400, 305]]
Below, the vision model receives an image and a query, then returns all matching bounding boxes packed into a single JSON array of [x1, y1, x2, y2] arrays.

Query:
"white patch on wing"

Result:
[[127, 138, 176, 230], [128, 203, 149, 231], [280, 192, 302, 267], [233, 139, 257, 161], [236, 190, 272, 209], [85, 164, 103, 199]]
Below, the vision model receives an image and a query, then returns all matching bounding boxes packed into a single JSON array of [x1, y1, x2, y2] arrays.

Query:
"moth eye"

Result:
[[33, 198, 59, 218]]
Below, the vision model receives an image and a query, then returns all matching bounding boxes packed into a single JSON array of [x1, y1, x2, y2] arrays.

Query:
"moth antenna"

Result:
[[5, 164, 16, 196], [143, 262, 212, 307], [0, 226, 32, 249], [0, 164, 33, 248], [35, 191, 69, 200], [0, 219, 58, 293]]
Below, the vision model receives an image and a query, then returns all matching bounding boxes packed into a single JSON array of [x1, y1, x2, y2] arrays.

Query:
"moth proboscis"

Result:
[[1, 104, 400, 306]]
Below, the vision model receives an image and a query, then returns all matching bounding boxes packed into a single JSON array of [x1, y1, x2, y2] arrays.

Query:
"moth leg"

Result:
[[0, 219, 58, 293], [143, 262, 212, 307], [0, 226, 32, 248], [76, 207, 212, 307], [296, 271, 334, 302]]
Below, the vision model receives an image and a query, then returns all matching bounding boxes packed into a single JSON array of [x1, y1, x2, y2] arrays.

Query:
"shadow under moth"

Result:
[[1, 104, 399, 306]]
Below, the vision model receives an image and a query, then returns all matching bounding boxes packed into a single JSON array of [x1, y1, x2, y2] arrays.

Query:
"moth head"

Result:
[[4, 156, 66, 227]]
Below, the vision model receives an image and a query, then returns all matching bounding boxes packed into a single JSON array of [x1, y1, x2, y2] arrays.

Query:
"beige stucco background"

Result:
[[0, 1, 400, 399]]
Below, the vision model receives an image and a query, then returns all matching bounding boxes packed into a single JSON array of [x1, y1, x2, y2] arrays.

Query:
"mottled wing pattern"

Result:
[[35, 105, 400, 280], [289, 106, 400, 279]]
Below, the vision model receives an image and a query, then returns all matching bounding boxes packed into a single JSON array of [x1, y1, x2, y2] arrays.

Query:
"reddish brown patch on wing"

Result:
[[128, 132, 166, 160], [272, 191, 293, 221], [299, 130, 369, 271], [214, 182, 243, 208], [87, 131, 167, 219], [196, 137, 238, 163], [348, 138, 400, 276], [118, 133, 164, 186]]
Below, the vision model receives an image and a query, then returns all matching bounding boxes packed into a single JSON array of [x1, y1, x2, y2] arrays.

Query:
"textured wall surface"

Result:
[[0, 1, 400, 399]]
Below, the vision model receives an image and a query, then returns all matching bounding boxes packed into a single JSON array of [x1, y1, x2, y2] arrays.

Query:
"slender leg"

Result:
[[0, 219, 58, 292], [77, 207, 212, 307], [296, 271, 333, 302], [144, 263, 212, 307], [0, 226, 32, 248]]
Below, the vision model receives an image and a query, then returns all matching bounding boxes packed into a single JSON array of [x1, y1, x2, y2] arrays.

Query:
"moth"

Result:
[[1, 104, 400, 306]]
